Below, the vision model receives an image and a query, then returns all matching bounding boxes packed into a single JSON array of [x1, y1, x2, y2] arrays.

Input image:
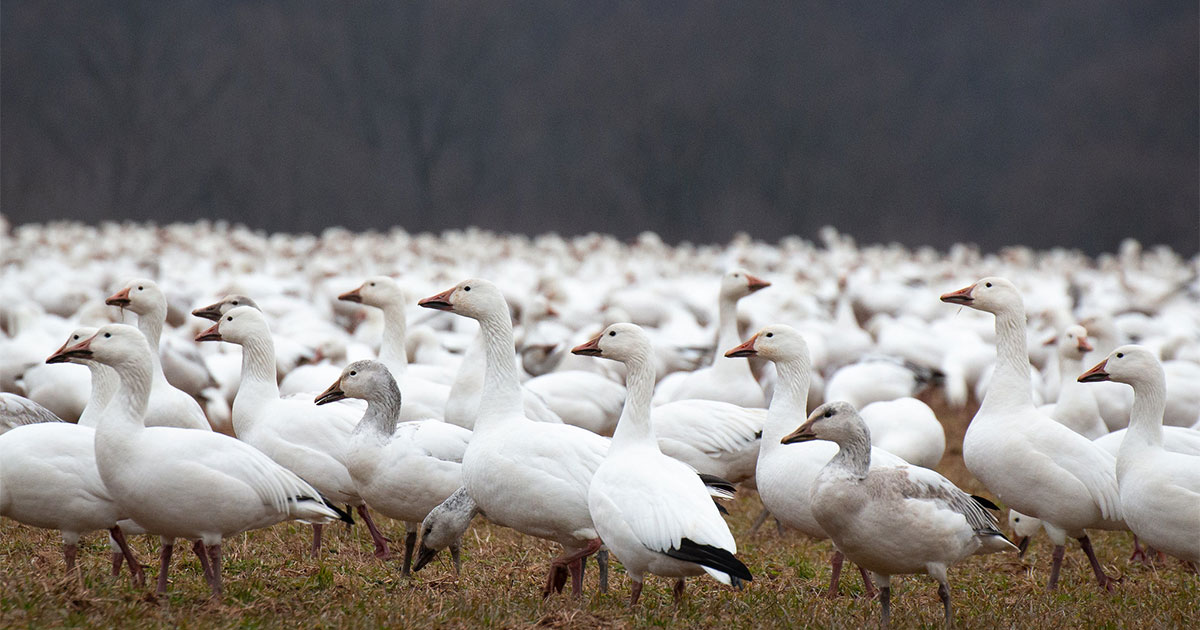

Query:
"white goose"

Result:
[[941, 278, 1123, 590], [660, 269, 769, 408], [1079, 346, 1200, 565], [338, 276, 454, 416], [782, 401, 1016, 629], [49, 324, 344, 599], [725, 325, 909, 597], [419, 279, 606, 597], [314, 360, 471, 575], [105, 279, 211, 431], [196, 306, 391, 558], [571, 323, 751, 604], [1038, 325, 1107, 439]]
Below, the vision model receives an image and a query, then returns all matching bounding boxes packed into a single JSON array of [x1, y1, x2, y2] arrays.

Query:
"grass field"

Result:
[[2, 392, 1197, 629]]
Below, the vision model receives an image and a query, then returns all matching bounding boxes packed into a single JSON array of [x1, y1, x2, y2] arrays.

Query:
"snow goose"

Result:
[[941, 277, 1123, 590], [782, 401, 1015, 629], [314, 360, 471, 575], [0, 420, 144, 586], [412, 486, 477, 574], [47, 324, 345, 599], [338, 276, 454, 406], [661, 269, 769, 408], [725, 325, 909, 596], [419, 279, 607, 597], [1038, 325, 1107, 439], [196, 306, 390, 558], [105, 279, 211, 431], [1079, 346, 1200, 565], [571, 323, 751, 604]]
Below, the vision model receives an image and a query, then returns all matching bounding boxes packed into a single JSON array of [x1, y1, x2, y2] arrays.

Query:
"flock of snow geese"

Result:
[[1, 221, 1198, 628]]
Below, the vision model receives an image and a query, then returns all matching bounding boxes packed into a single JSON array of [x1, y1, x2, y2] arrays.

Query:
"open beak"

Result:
[[195, 323, 223, 342], [571, 334, 603, 357], [338, 286, 364, 303], [105, 287, 132, 308], [1078, 359, 1110, 383], [314, 378, 346, 405], [191, 301, 224, 321], [745, 274, 771, 292], [939, 284, 975, 305], [46, 335, 94, 364], [1077, 338, 1094, 353], [725, 334, 759, 358], [780, 418, 818, 445], [418, 287, 455, 311]]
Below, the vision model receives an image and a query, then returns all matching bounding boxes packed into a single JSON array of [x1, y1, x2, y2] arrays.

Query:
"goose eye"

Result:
[[73, 335, 79, 340], [1116, 353, 1124, 358], [765, 332, 773, 338], [369, 282, 376, 287], [608, 331, 616, 337], [104, 333, 111, 338], [349, 371, 356, 376], [226, 316, 233, 322], [137, 286, 143, 291], [985, 282, 992, 288], [463, 286, 471, 292], [232, 300, 239, 305], [823, 410, 832, 418]]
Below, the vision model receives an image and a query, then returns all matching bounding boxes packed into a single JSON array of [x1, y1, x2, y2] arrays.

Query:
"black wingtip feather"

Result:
[[697, 473, 736, 495], [662, 538, 753, 583], [970, 494, 1001, 511]]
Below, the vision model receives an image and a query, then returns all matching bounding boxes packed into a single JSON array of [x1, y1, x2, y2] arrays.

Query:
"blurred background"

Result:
[[2, 0, 1197, 254]]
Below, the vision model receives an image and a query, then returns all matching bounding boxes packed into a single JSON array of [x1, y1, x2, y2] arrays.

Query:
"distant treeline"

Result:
[[2, 1, 1197, 254]]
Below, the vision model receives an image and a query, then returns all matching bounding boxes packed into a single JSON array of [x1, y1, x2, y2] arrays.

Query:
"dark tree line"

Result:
[[2, 1, 1197, 254]]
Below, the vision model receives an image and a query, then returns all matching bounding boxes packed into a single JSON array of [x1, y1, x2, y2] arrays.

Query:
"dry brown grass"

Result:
[[2, 393, 1197, 629]]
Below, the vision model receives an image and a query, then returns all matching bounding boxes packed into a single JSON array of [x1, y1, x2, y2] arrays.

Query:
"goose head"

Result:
[[1078, 345, 1162, 385], [1056, 324, 1093, 361], [192, 295, 259, 321], [105, 278, 165, 316], [339, 276, 404, 308], [47, 324, 149, 369], [418, 278, 506, 321], [194, 305, 269, 345], [45, 327, 100, 365], [939, 276, 1023, 314], [781, 401, 866, 445], [721, 269, 771, 301], [571, 322, 652, 364], [725, 324, 809, 363], [315, 360, 396, 405]]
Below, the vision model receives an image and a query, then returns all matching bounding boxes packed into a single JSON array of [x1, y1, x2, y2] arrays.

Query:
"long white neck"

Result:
[[236, 329, 281, 401], [715, 293, 742, 363], [126, 306, 165, 374], [610, 348, 658, 454], [476, 308, 525, 427], [101, 354, 153, 433], [78, 362, 119, 428], [378, 302, 409, 373], [1124, 368, 1167, 450], [981, 306, 1035, 413], [761, 356, 811, 453], [449, 329, 486, 400], [1054, 350, 1083, 403]]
